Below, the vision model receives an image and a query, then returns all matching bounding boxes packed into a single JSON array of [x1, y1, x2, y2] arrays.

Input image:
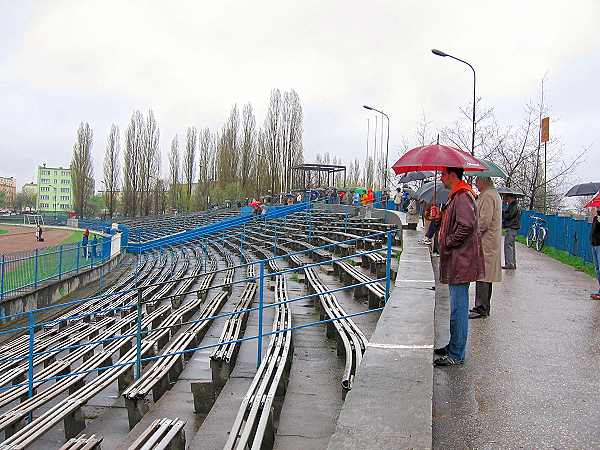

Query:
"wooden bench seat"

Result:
[[126, 417, 186, 450]]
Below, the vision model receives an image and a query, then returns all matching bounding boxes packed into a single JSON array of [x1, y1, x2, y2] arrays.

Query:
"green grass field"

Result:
[[2, 230, 103, 294], [0, 229, 8, 235]]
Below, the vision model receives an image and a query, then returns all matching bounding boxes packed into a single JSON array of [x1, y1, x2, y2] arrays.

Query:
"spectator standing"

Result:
[[502, 195, 521, 269], [82, 228, 90, 258], [591, 208, 600, 300], [91, 234, 98, 259], [434, 167, 485, 366], [401, 190, 410, 212], [393, 188, 403, 211], [353, 191, 360, 206], [406, 198, 419, 230], [470, 177, 502, 318]]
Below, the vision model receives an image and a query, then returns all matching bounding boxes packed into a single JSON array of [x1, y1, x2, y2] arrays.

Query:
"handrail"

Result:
[[0, 229, 390, 323]]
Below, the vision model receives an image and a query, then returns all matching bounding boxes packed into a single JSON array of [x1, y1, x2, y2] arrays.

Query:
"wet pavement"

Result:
[[433, 240, 600, 449]]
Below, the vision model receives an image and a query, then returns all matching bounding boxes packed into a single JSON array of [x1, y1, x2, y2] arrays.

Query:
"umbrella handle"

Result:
[[433, 170, 437, 206]]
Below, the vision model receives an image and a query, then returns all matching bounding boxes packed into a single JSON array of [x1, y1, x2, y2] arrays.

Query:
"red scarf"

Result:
[[450, 180, 474, 198]]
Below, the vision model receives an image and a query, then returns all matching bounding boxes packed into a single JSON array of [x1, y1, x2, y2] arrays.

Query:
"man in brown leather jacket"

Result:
[[433, 167, 485, 366]]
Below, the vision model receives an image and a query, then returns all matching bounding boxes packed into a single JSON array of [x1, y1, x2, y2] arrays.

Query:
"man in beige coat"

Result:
[[470, 177, 502, 318]]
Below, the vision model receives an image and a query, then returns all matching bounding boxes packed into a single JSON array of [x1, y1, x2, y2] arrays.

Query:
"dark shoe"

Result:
[[469, 310, 488, 319], [502, 265, 516, 270], [434, 355, 464, 367], [433, 345, 448, 356]]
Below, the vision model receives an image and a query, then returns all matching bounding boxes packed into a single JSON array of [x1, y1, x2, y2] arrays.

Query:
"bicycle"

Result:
[[526, 216, 548, 251]]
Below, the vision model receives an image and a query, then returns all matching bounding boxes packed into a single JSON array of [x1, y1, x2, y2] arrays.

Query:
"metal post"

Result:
[[135, 289, 143, 380], [1, 255, 5, 300], [34, 249, 39, 289], [344, 205, 348, 232], [257, 261, 265, 368], [58, 245, 63, 280], [273, 222, 277, 255], [76, 242, 80, 274], [543, 141, 547, 214], [27, 311, 35, 422], [385, 231, 393, 303]]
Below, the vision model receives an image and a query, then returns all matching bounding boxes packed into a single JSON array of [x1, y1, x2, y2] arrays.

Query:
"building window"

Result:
[[40, 195, 49, 200], [60, 196, 69, 201], [41, 179, 50, 184], [61, 179, 69, 184], [60, 204, 70, 209], [61, 188, 70, 193]]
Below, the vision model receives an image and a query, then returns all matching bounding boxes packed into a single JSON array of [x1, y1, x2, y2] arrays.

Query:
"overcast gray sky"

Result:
[[1, 0, 599, 190]]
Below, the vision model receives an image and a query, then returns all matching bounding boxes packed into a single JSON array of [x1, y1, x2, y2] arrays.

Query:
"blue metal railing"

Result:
[[0, 237, 112, 301], [126, 202, 311, 253], [0, 228, 396, 416]]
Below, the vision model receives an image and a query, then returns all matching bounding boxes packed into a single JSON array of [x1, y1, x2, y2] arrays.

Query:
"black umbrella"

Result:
[[497, 186, 526, 198], [397, 171, 435, 183], [565, 182, 600, 197], [413, 181, 449, 204]]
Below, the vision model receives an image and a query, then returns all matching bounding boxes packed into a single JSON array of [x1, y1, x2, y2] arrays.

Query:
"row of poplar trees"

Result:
[[70, 88, 304, 218]]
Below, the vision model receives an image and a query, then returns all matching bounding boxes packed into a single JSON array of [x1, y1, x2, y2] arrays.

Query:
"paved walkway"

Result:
[[433, 240, 600, 448]]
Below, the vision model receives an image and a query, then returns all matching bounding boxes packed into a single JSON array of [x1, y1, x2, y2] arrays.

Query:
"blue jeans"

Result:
[[448, 283, 470, 361], [592, 246, 600, 293]]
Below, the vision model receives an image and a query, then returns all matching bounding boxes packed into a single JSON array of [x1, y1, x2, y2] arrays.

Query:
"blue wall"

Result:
[[518, 210, 594, 263]]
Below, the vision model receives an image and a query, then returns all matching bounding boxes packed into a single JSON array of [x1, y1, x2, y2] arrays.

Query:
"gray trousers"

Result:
[[504, 228, 517, 268], [475, 281, 493, 315]]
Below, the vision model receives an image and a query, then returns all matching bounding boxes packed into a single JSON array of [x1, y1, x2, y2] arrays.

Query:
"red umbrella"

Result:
[[585, 191, 600, 208], [392, 144, 487, 174]]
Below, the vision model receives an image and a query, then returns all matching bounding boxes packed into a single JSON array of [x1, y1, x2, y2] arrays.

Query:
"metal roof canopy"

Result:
[[291, 163, 347, 190]]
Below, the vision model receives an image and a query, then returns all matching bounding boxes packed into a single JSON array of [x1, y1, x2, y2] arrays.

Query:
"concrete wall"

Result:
[[328, 229, 435, 449], [0, 254, 123, 322]]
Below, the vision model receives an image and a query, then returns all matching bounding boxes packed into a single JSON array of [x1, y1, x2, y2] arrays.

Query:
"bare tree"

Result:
[[218, 105, 240, 188], [183, 126, 197, 210], [123, 111, 145, 217], [197, 128, 215, 209], [280, 89, 304, 192], [168, 135, 180, 210], [264, 89, 282, 194], [70, 122, 95, 218], [439, 81, 586, 213], [152, 178, 167, 215], [140, 110, 160, 216], [103, 124, 120, 218], [240, 103, 256, 196], [255, 129, 268, 196]]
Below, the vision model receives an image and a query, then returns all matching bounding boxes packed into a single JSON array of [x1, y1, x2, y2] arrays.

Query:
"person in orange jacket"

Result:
[[366, 188, 374, 205]]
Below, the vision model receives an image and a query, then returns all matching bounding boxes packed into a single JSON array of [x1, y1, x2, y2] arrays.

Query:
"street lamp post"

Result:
[[362, 105, 390, 192], [431, 49, 476, 157]]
